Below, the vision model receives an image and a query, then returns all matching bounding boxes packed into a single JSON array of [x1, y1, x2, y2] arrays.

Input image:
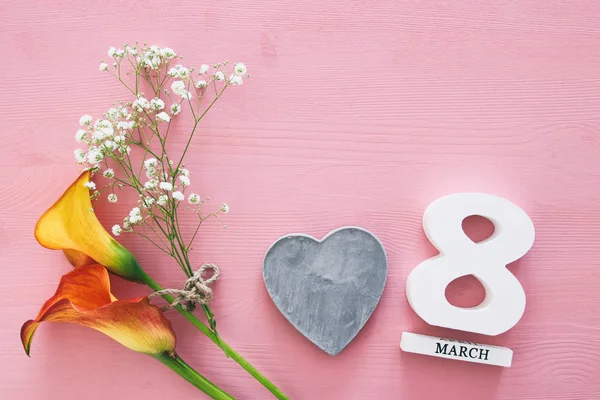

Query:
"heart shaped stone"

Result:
[[263, 227, 387, 355]]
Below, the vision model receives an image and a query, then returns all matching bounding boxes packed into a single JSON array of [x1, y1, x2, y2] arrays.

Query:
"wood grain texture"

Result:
[[2, 0, 600, 399]]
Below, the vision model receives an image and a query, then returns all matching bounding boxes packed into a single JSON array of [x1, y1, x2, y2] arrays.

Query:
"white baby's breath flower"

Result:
[[122, 217, 131, 230], [188, 193, 201, 205], [132, 97, 150, 111], [157, 194, 168, 206], [103, 140, 117, 151], [94, 119, 114, 138], [160, 47, 176, 59], [150, 98, 165, 111], [170, 103, 181, 115], [117, 121, 134, 130], [179, 168, 190, 177], [108, 193, 118, 203], [169, 65, 189, 79], [114, 135, 125, 144], [144, 179, 158, 190], [156, 112, 171, 122], [103, 168, 115, 178], [129, 207, 143, 224], [172, 191, 184, 201], [106, 108, 119, 120], [178, 175, 190, 186], [142, 196, 155, 208], [234, 63, 247, 76], [144, 158, 158, 170], [221, 203, 230, 213], [171, 80, 186, 95], [86, 148, 103, 164], [112, 224, 122, 236], [199, 64, 209, 74], [74, 148, 86, 163], [229, 74, 243, 86], [84, 181, 96, 190], [195, 80, 207, 88], [181, 91, 192, 100], [79, 115, 93, 126], [75, 129, 87, 143], [159, 182, 173, 191], [99, 62, 108, 71], [214, 71, 225, 80], [108, 47, 117, 57]]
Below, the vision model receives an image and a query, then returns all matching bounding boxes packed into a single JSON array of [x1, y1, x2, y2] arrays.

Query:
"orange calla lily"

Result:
[[35, 171, 149, 283], [21, 265, 234, 399], [21, 264, 176, 356]]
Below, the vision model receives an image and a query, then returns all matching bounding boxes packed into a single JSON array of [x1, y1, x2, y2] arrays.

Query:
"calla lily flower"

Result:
[[34, 171, 149, 283], [21, 264, 175, 356], [21, 265, 234, 399]]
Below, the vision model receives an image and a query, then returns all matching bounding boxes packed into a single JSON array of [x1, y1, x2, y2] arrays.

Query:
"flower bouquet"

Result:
[[21, 43, 287, 399]]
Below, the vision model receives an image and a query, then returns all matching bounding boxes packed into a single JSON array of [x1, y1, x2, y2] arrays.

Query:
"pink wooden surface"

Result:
[[2, 0, 600, 399]]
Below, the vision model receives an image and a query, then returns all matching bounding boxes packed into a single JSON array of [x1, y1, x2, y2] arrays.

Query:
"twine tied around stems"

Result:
[[149, 264, 220, 311]]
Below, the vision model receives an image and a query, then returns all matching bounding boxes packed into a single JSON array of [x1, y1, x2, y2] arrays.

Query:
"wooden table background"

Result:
[[2, 0, 600, 399]]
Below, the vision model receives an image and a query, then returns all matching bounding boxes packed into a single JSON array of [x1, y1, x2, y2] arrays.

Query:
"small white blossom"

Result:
[[115, 48, 125, 58], [114, 135, 126, 144], [117, 121, 134, 130], [188, 193, 201, 205], [172, 191, 184, 201], [87, 148, 103, 164], [178, 175, 190, 186], [144, 158, 158, 170], [171, 81, 186, 95], [112, 224, 122, 236], [94, 119, 114, 138], [221, 203, 229, 213], [179, 168, 190, 177], [125, 45, 137, 55], [74, 149, 86, 163], [170, 103, 181, 115], [103, 168, 115, 178], [199, 64, 209, 74], [108, 193, 118, 203], [108, 47, 117, 57], [214, 71, 225, 80], [142, 196, 155, 208], [168, 64, 190, 79], [132, 97, 150, 111], [229, 74, 243, 85], [160, 47, 176, 59], [75, 129, 87, 143], [103, 140, 117, 151], [79, 115, 93, 126], [99, 62, 108, 71], [159, 182, 173, 191], [144, 179, 158, 190], [129, 207, 143, 224], [195, 80, 207, 88], [156, 112, 171, 122], [123, 217, 131, 229], [150, 98, 165, 111], [157, 194, 168, 206], [84, 181, 96, 190], [234, 63, 247, 76]]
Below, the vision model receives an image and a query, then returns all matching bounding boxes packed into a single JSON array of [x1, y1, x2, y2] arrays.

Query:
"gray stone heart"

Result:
[[263, 227, 387, 355]]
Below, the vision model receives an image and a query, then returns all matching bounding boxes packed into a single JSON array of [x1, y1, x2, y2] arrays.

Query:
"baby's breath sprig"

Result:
[[70, 43, 286, 399]]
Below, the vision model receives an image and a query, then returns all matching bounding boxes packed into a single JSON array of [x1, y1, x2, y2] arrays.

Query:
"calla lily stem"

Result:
[[143, 273, 288, 400], [155, 352, 235, 400]]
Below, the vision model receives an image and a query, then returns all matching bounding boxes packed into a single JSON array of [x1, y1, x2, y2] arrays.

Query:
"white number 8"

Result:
[[406, 193, 535, 336]]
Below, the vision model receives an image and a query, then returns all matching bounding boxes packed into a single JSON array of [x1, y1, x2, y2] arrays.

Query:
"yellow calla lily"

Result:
[[34, 171, 148, 283]]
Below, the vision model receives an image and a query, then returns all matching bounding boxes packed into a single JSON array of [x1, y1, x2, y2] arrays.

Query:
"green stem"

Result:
[[142, 273, 288, 400], [154, 352, 234, 400]]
